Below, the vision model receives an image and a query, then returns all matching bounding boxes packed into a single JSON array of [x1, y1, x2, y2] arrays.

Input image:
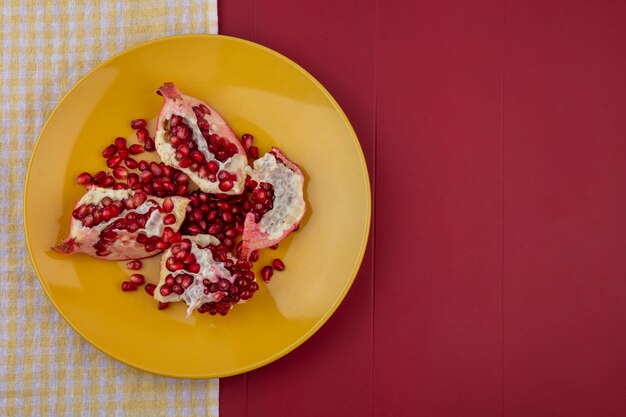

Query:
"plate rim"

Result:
[[23, 33, 372, 378]]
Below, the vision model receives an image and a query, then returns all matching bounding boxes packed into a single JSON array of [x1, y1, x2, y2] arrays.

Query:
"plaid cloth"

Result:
[[0, 1, 219, 416]]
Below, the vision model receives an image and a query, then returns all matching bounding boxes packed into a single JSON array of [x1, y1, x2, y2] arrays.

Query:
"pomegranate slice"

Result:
[[53, 186, 189, 260], [154, 83, 247, 195], [240, 147, 306, 258], [154, 235, 259, 316]]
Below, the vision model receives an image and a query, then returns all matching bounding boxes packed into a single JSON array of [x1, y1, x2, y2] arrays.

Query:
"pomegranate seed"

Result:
[[261, 266, 273, 282], [160, 286, 172, 296], [165, 274, 176, 286], [106, 156, 122, 168], [249, 250, 260, 262], [144, 283, 156, 296], [76, 172, 93, 185], [102, 144, 117, 158], [158, 302, 169, 310], [163, 213, 176, 225], [270, 244, 279, 250], [138, 160, 149, 171], [126, 260, 142, 270], [219, 180, 234, 192], [113, 166, 128, 179], [187, 263, 201, 273], [272, 259, 285, 271], [140, 170, 153, 183], [130, 119, 147, 129], [101, 176, 115, 187], [121, 281, 138, 292], [129, 274, 145, 285], [144, 137, 155, 152], [123, 158, 138, 169], [114, 137, 127, 149], [170, 115, 182, 126], [249, 146, 259, 159], [136, 128, 149, 143], [162, 197, 174, 213], [128, 144, 144, 155], [172, 285, 184, 295]]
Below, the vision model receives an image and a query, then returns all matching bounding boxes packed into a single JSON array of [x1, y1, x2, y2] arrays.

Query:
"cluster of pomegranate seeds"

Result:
[[164, 108, 238, 191], [128, 161, 190, 197], [193, 248, 260, 316], [70, 109, 300, 315], [181, 190, 248, 250], [247, 180, 275, 223]]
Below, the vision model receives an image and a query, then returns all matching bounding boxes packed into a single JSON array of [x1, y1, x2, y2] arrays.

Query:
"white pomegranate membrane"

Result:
[[55, 84, 306, 317], [154, 83, 247, 195]]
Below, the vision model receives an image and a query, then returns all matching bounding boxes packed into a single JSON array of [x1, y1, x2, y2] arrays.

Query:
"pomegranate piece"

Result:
[[154, 234, 258, 317], [240, 147, 306, 258], [52, 186, 190, 260], [154, 83, 247, 195]]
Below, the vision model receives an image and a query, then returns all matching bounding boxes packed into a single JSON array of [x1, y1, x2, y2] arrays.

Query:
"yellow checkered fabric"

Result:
[[0, 1, 219, 416]]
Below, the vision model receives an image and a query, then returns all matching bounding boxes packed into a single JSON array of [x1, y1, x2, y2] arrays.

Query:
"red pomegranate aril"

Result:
[[129, 274, 145, 285], [149, 162, 162, 176], [144, 137, 155, 152], [136, 128, 149, 143], [172, 284, 184, 295], [272, 259, 285, 271], [249, 146, 259, 159], [143, 283, 156, 296], [187, 224, 201, 235], [261, 266, 273, 282], [165, 274, 176, 286], [179, 158, 191, 168], [140, 170, 153, 183], [113, 166, 128, 180], [138, 160, 149, 171], [75, 172, 93, 185], [181, 274, 194, 289], [107, 156, 122, 168], [101, 176, 115, 188], [217, 171, 230, 181], [161, 197, 174, 213], [187, 263, 201, 273], [162, 213, 176, 225], [170, 114, 182, 127], [160, 286, 172, 296], [219, 180, 233, 192], [102, 144, 117, 158], [249, 250, 260, 262], [157, 301, 169, 310], [126, 260, 142, 270], [183, 253, 196, 265], [94, 170, 107, 184], [128, 144, 144, 155], [156, 241, 169, 250], [122, 158, 137, 170], [114, 137, 127, 149], [121, 281, 138, 292], [130, 119, 147, 130]]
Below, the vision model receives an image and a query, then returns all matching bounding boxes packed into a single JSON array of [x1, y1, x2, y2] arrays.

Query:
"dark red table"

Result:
[[218, 1, 626, 415]]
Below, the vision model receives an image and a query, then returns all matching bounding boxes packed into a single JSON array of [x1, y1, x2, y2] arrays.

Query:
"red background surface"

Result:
[[218, 1, 626, 416]]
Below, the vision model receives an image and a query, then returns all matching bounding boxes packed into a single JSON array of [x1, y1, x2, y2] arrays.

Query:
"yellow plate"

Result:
[[24, 35, 371, 378]]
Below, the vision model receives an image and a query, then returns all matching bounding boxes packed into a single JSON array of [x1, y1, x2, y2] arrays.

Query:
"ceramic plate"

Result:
[[24, 35, 370, 378]]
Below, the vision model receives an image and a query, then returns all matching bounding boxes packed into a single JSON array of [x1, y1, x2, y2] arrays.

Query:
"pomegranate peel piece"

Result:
[[154, 82, 247, 195], [155, 234, 256, 317], [240, 147, 306, 259], [53, 186, 189, 260]]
